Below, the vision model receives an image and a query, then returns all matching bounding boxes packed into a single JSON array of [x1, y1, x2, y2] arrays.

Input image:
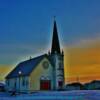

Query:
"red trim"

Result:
[[40, 80, 51, 90]]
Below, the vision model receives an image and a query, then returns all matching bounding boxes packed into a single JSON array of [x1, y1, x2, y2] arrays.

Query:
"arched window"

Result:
[[40, 76, 46, 80], [40, 76, 50, 80]]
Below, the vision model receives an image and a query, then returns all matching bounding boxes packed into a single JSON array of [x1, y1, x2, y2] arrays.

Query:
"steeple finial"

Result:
[[51, 19, 61, 54]]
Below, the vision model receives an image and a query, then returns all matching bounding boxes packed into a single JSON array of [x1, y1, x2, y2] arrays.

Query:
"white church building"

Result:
[[5, 20, 65, 92]]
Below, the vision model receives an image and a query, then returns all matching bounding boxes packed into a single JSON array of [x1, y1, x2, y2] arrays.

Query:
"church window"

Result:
[[57, 74, 63, 77], [14, 81, 16, 88], [57, 62, 63, 70], [22, 77, 25, 86], [59, 62, 62, 67], [7, 80, 9, 86], [40, 76, 45, 80], [25, 79, 28, 86]]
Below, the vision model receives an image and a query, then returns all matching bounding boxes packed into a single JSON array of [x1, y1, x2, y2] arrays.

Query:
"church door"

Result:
[[58, 81, 63, 90], [40, 80, 51, 90]]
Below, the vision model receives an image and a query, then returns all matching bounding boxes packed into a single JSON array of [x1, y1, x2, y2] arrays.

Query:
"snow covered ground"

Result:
[[0, 90, 100, 100]]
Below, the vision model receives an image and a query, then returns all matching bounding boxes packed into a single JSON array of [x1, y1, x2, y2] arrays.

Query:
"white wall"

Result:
[[6, 76, 29, 92]]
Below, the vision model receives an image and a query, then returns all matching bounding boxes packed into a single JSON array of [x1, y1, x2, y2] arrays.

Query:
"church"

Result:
[[5, 20, 65, 92]]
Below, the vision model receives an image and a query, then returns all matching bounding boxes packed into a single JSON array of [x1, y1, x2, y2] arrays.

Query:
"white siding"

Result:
[[6, 76, 29, 92]]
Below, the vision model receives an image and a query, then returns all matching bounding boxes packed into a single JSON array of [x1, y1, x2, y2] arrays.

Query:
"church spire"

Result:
[[51, 19, 61, 54]]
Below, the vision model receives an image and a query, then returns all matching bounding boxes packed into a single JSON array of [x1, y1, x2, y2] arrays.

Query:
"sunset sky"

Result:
[[0, 0, 100, 84]]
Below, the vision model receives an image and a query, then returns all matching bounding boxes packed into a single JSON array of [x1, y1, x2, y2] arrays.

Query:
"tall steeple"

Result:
[[51, 19, 61, 54]]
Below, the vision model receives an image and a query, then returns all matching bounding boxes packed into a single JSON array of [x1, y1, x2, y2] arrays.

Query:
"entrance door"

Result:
[[58, 81, 63, 90], [40, 80, 51, 90]]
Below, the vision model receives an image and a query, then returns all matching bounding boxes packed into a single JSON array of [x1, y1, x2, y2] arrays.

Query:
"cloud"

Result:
[[67, 35, 100, 48]]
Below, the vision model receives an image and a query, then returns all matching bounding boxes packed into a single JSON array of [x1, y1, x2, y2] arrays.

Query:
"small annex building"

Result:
[[5, 20, 65, 92]]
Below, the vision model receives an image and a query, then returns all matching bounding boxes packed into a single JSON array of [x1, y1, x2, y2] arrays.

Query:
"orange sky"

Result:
[[0, 65, 14, 81], [0, 39, 100, 84], [64, 39, 100, 83]]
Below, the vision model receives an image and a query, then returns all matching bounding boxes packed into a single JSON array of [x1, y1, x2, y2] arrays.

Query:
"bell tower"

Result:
[[50, 19, 65, 90]]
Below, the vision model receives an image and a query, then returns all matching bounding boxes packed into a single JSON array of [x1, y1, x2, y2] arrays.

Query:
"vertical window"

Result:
[[7, 80, 9, 86], [14, 81, 16, 88], [22, 77, 25, 86], [22, 77, 29, 87], [26, 79, 28, 86], [59, 62, 62, 67], [57, 62, 62, 69]]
